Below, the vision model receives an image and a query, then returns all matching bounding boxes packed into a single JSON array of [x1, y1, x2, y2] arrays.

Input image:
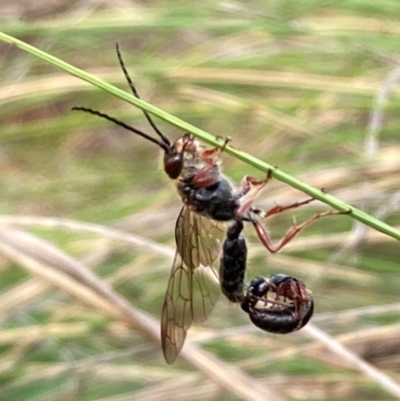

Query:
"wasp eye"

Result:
[[164, 153, 183, 179]]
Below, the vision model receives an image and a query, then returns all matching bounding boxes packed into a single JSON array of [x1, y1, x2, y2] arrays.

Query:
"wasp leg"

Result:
[[200, 136, 231, 163], [191, 138, 232, 187], [251, 196, 316, 218], [252, 210, 347, 253], [236, 171, 274, 217]]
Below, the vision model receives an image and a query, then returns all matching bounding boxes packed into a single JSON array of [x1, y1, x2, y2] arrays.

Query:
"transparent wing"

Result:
[[161, 206, 225, 364]]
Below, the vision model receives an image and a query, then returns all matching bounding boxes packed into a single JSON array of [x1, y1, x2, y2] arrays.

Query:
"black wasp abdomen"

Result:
[[219, 220, 247, 303]]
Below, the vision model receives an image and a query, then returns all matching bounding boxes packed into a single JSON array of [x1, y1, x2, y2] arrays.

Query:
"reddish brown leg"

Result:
[[236, 171, 274, 217], [192, 137, 231, 186], [252, 210, 347, 253], [252, 196, 316, 219], [240, 170, 273, 195], [200, 137, 231, 164]]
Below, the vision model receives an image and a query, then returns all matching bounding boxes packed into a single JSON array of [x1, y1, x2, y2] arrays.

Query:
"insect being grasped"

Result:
[[219, 220, 313, 333], [241, 274, 314, 334], [73, 43, 343, 364]]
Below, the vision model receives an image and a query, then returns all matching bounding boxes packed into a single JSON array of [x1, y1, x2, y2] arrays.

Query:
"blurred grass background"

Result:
[[1, 0, 400, 400]]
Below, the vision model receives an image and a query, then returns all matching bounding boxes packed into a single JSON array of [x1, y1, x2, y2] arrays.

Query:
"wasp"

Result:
[[73, 44, 342, 363]]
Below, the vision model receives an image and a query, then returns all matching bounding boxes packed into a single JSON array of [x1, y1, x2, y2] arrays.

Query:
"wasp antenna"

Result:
[[115, 42, 171, 146], [72, 107, 170, 152]]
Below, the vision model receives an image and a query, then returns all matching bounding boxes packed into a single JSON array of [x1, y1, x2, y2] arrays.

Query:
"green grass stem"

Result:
[[1, 31, 399, 241]]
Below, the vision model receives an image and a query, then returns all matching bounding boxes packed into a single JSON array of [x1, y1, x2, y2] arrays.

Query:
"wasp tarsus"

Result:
[[241, 274, 314, 334]]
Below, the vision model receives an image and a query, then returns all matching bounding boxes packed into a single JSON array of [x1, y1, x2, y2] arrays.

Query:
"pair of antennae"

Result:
[[72, 42, 171, 153]]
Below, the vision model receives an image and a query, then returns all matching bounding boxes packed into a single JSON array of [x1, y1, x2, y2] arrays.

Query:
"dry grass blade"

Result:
[[0, 278, 50, 316], [0, 225, 287, 401], [1, 216, 398, 397], [0, 215, 174, 258], [367, 65, 400, 156], [303, 324, 400, 398], [178, 85, 317, 137], [0, 70, 123, 104], [315, 304, 400, 324], [241, 323, 400, 374], [167, 68, 399, 95]]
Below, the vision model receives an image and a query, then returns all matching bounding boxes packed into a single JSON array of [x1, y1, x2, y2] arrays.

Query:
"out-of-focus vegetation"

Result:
[[1, 1, 400, 400]]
